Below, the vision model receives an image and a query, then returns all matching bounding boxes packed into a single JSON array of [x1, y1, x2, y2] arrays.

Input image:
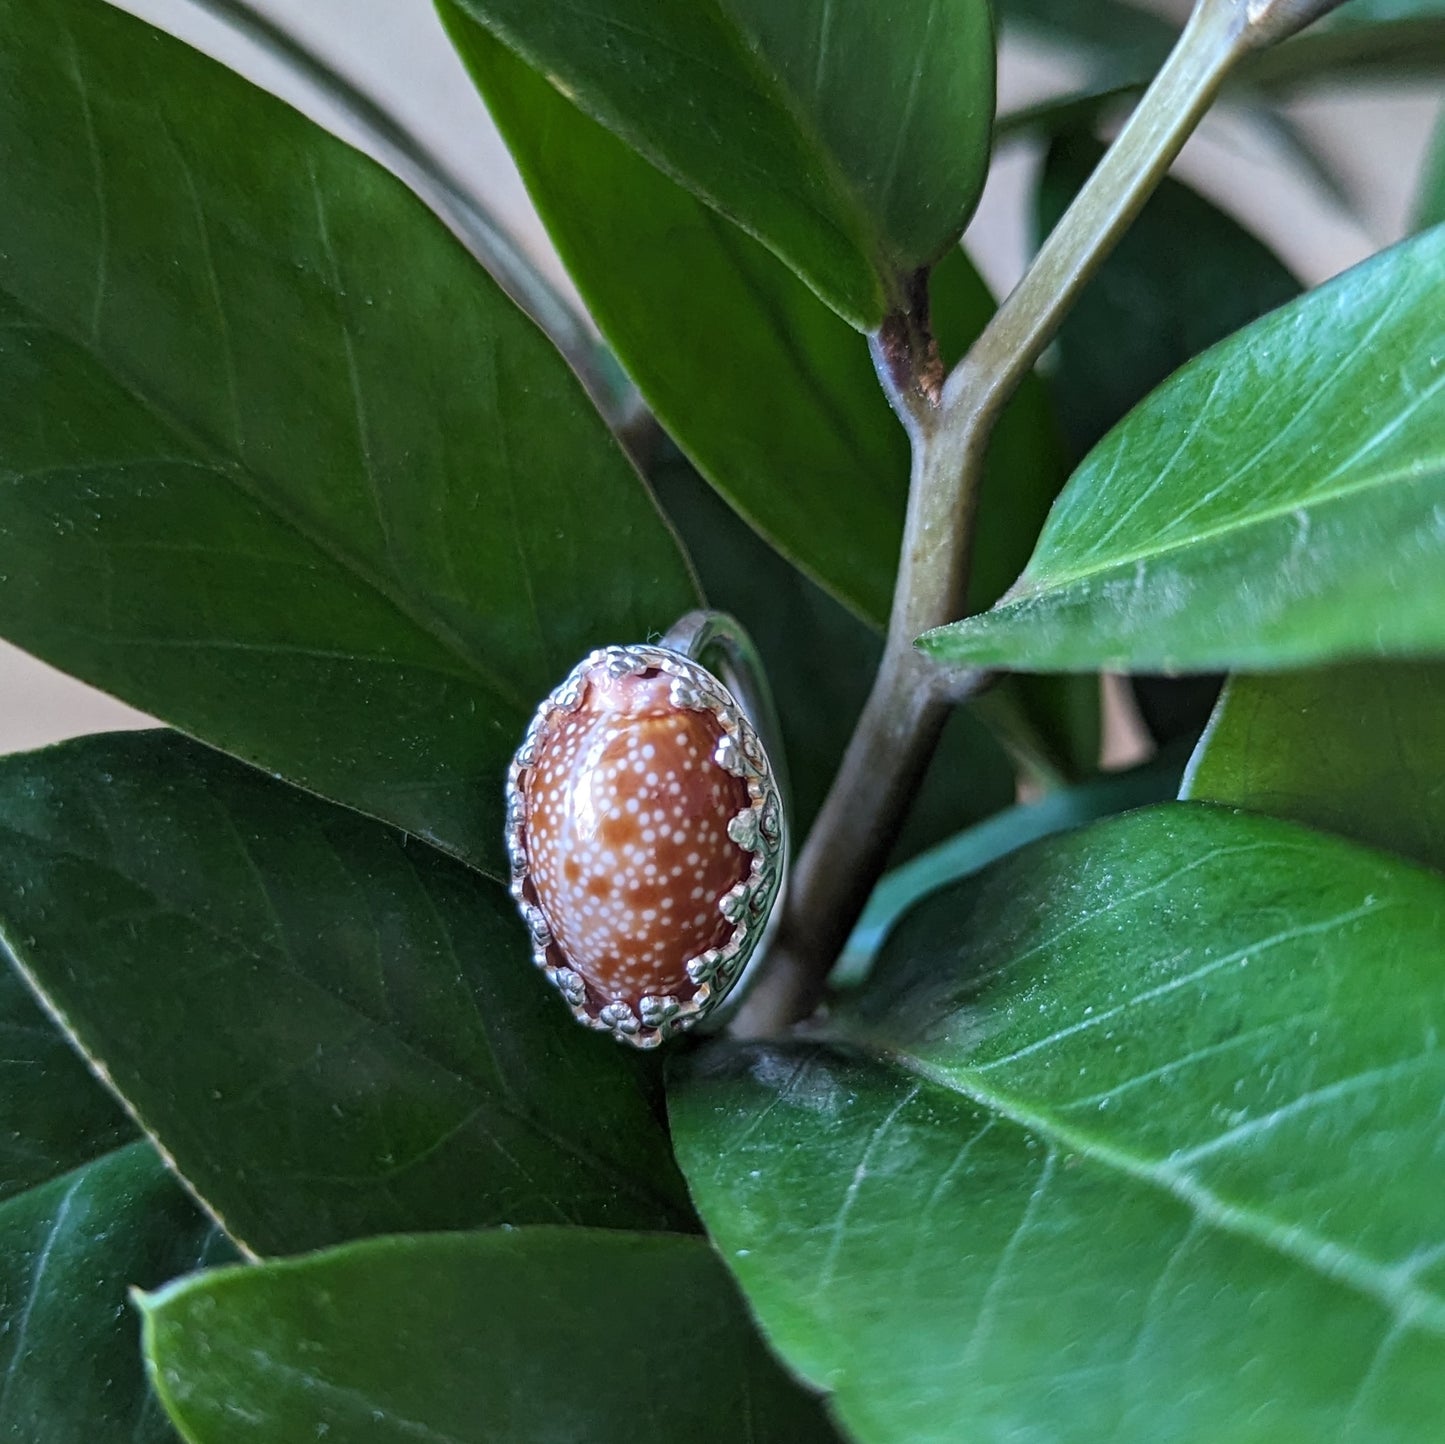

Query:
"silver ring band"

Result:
[[660, 609, 790, 819]]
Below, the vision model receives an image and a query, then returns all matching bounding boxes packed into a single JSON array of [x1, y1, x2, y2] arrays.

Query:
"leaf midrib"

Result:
[[1000, 454, 1445, 606], [870, 1045, 1445, 1335], [0, 1135, 148, 1226]]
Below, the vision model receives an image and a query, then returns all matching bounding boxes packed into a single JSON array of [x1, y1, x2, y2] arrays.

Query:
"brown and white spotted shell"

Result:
[[506, 645, 784, 1047]]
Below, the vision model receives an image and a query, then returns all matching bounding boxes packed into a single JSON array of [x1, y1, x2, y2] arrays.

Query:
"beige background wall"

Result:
[[2, 0, 1440, 757]]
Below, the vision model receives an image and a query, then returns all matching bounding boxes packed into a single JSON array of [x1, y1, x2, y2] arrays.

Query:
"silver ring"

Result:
[[504, 610, 788, 1048]]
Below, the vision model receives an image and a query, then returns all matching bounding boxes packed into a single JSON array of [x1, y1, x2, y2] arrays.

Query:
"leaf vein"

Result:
[[882, 1051, 1445, 1334]]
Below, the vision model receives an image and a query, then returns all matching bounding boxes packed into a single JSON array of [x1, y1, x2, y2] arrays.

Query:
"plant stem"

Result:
[[746, 0, 1284, 1033]]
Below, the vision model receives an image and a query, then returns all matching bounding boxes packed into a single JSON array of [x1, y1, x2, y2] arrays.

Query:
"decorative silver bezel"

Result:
[[505, 644, 786, 1049]]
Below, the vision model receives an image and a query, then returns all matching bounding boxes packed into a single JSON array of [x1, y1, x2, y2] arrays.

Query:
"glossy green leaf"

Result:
[[0, 958, 129, 1203], [1030, 135, 1293, 745], [672, 805, 1445, 1444], [140, 1230, 843, 1444], [651, 451, 1018, 851], [0, 0, 697, 878], [444, 19, 1059, 631], [0, 731, 693, 1256], [1, 1142, 231, 1443], [3, 910, 229, 1440], [445, 0, 994, 329], [1037, 133, 1300, 459], [836, 747, 1187, 982], [443, 16, 897, 623], [1183, 663, 1445, 873], [924, 228, 1445, 674]]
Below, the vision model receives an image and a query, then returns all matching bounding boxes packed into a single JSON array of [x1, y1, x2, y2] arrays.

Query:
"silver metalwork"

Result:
[[505, 611, 788, 1048]]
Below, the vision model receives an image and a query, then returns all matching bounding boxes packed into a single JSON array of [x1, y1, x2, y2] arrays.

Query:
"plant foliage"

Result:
[[1, 0, 1442, 1440]]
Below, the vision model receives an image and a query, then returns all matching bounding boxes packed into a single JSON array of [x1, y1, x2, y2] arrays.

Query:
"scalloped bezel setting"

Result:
[[505, 644, 786, 1048]]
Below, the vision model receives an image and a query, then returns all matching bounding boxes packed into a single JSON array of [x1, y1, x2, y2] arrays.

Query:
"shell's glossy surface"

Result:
[[522, 666, 751, 1011]]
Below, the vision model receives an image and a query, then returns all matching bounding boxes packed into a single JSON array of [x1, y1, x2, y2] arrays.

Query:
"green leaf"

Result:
[[1, 1143, 232, 1443], [671, 805, 1445, 1443], [139, 1229, 843, 1444], [836, 747, 1187, 983], [1029, 136, 1294, 745], [651, 451, 1018, 848], [0, 731, 693, 1256], [442, 16, 897, 624], [0, 0, 697, 879], [443, 20, 1059, 631], [923, 228, 1445, 674], [1037, 132, 1300, 459], [1183, 662, 1445, 874], [0, 958, 130, 1204], [444, 0, 994, 330], [2, 909, 231, 1440]]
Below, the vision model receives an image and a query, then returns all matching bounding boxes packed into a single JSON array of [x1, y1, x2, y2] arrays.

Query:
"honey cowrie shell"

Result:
[[505, 613, 787, 1048]]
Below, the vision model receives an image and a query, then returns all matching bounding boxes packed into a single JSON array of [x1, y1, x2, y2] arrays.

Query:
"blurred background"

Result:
[[2, 0, 1440, 757]]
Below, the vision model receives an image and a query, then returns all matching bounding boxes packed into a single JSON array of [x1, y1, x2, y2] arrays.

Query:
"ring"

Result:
[[504, 610, 788, 1048]]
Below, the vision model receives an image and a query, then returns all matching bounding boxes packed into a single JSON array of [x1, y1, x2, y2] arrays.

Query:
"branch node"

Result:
[[872, 270, 945, 429]]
